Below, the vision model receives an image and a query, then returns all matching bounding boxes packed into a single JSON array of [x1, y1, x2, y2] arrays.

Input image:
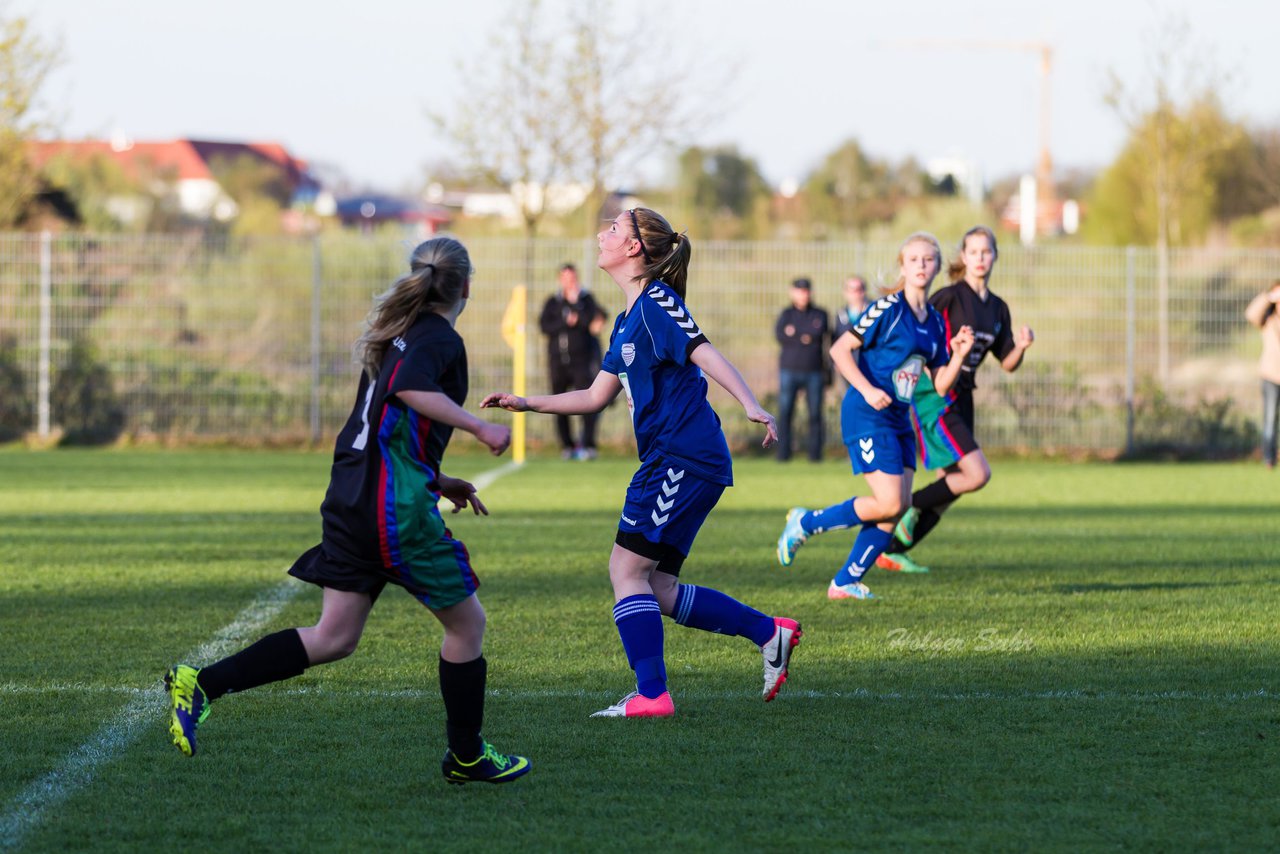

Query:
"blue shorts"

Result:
[[616, 457, 724, 569], [846, 428, 916, 475]]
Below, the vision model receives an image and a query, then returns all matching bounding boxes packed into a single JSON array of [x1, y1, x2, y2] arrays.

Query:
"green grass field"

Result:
[[1, 449, 1277, 852]]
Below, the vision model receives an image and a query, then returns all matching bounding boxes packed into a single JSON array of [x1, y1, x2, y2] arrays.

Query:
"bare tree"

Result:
[[437, 0, 732, 281], [1105, 13, 1239, 379], [436, 0, 576, 283], [562, 0, 728, 234], [0, 12, 61, 228]]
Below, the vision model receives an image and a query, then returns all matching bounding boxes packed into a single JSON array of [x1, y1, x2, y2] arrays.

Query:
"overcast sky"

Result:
[[15, 0, 1280, 193]]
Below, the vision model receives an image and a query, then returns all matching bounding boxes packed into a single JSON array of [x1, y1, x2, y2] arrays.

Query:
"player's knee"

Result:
[[879, 495, 908, 520], [308, 630, 361, 663]]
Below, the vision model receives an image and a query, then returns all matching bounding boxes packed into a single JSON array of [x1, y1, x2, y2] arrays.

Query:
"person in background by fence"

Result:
[[833, 275, 870, 341], [539, 262, 607, 460], [483, 207, 801, 718], [775, 277, 830, 462], [876, 225, 1034, 574], [1245, 280, 1280, 468], [777, 232, 973, 600], [163, 237, 531, 786]]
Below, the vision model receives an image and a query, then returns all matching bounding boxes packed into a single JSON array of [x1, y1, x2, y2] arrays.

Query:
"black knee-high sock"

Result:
[[908, 509, 944, 548], [439, 655, 486, 761], [913, 478, 957, 511], [197, 629, 310, 701]]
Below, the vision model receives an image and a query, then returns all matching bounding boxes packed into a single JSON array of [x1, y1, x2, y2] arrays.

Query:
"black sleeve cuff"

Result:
[[685, 333, 709, 360]]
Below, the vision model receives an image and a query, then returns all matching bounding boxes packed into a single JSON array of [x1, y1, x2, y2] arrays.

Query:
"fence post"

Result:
[[1125, 245, 1136, 456], [37, 231, 52, 439], [310, 235, 322, 445]]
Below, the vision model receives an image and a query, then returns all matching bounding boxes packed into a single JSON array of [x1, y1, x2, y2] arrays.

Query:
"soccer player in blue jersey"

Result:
[[776, 232, 974, 600], [482, 207, 800, 719], [876, 226, 1035, 573], [163, 237, 530, 785]]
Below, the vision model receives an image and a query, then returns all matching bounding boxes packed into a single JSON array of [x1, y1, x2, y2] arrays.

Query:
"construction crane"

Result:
[[887, 39, 1055, 235]]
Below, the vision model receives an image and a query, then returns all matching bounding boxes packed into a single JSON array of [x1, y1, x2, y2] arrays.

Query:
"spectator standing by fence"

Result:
[[833, 275, 870, 341], [540, 263, 607, 460], [775, 277, 829, 462], [1245, 280, 1280, 468]]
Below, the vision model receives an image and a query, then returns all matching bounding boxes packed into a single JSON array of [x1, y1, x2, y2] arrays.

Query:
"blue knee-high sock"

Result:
[[613, 594, 666, 699], [802, 499, 861, 535], [833, 525, 894, 586], [672, 584, 776, 647]]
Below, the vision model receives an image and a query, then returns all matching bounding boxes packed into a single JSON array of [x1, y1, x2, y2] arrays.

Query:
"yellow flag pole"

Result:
[[500, 285, 528, 464]]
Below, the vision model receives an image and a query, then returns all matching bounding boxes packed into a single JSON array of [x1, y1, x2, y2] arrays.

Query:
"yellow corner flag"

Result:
[[499, 285, 527, 463]]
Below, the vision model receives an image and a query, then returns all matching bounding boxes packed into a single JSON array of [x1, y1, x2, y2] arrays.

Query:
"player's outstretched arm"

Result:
[[930, 325, 976, 397], [397, 390, 510, 456], [689, 342, 777, 448], [481, 371, 622, 416]]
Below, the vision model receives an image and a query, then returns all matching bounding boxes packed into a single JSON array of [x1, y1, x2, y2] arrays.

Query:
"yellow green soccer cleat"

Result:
[[164, 664, 210, 757], [441, 741, 532, 785]]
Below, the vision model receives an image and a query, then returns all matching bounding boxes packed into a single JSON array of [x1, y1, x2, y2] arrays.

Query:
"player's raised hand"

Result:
[[475, 421, 511, 456], [481, 392, 529, 412], [746, 405, 778, 448], [1016, 325, 1035, 349], [951, 324, 976, 358], [861, 387, 893, 410]]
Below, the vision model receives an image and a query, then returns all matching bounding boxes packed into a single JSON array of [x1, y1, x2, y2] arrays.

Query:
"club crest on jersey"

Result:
[[621, 342, 636, 366], [893, 354, 925, 402]]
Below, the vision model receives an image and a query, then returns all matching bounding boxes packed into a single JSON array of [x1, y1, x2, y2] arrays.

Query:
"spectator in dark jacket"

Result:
[[775, 277, 829, 462], [539, 263, 607, 459]]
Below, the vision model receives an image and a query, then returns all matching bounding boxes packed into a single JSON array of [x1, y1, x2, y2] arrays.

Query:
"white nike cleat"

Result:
[[761, 617, 802, 701]]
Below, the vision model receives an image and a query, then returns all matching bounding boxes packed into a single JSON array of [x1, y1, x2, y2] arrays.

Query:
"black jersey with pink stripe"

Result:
[[929, 282, 1015, 392], [319, 312, 467, 569]]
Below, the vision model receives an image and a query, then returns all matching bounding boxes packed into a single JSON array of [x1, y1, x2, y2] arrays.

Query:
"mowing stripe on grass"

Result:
[[0, 460, 521, 852], [1, 683, 1272, 704]]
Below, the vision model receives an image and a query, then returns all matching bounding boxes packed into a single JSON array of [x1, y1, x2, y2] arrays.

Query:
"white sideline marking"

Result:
[[0, 683, 1272, 704], [0, 461, 521, 852]]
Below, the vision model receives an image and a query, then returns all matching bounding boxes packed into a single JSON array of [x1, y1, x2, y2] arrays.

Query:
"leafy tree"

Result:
[[39, 151, 137, 231], [0, 13, 61, 228], [674, 145, 771, 239], [1098, 13, 1240, 378], [798, 140, 926, 238], [1084, 96, 1242, 246]]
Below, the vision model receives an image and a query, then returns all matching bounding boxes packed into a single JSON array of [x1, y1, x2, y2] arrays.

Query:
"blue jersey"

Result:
[[601, 281, 733, 486], [842, 292, 950, 436]]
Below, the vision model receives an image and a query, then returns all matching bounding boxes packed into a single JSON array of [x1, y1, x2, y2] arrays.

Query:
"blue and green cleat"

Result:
[[164, 664, 210, 757], [442, 741, 531, 785], [777, 508, 810, 567]]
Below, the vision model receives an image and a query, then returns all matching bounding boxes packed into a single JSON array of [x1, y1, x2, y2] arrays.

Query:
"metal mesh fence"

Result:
[[0, 231, 1274, 457]]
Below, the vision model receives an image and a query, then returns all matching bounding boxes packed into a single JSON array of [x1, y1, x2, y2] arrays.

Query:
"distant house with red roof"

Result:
[[28, 136, 324, 227]]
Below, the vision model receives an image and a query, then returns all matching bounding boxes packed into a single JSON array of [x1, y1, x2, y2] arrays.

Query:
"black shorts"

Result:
[[287, 540, 480, 610]]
